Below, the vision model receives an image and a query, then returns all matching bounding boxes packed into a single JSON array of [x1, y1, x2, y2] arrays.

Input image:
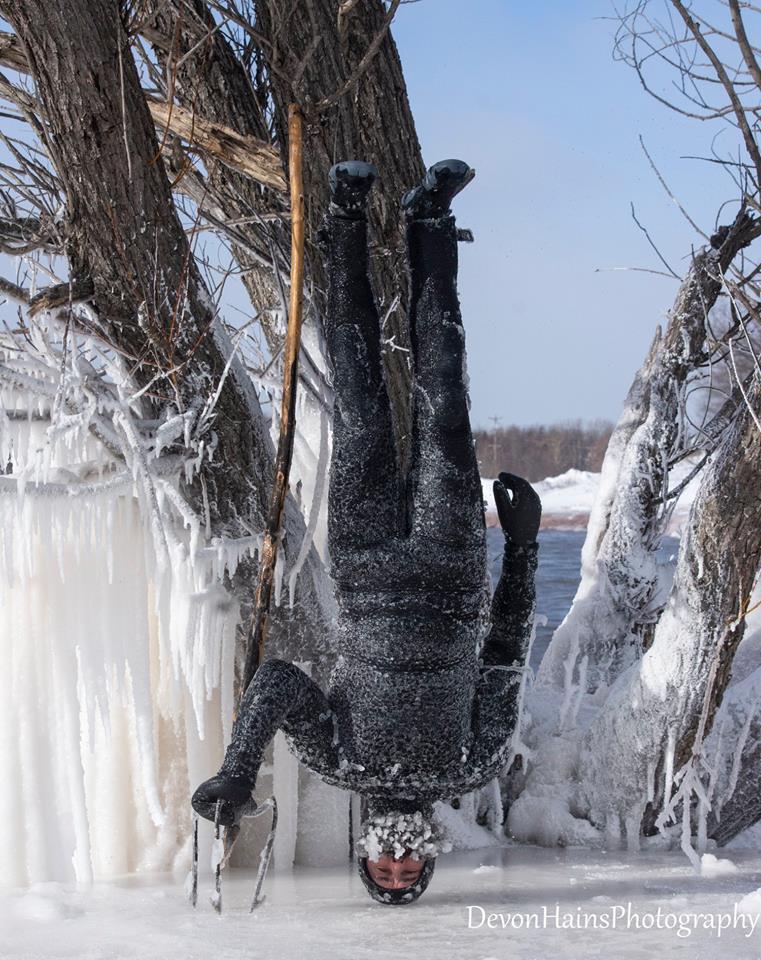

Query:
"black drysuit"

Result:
[[218, 212, 539, 821]]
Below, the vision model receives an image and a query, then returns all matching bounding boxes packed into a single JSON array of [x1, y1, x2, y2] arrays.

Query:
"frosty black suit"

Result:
[[211, 210, 538, 821]]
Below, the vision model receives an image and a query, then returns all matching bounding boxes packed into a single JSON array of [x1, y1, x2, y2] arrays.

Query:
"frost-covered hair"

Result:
[[355, 808, 452, 862]]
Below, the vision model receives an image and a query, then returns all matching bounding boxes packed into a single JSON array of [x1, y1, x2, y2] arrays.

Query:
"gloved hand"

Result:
[[191, 774, 257, 827], [493, 472, 542, 546]]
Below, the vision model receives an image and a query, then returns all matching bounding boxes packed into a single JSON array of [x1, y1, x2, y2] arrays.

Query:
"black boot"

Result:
[[402, 159, 475, 220], [191, 774, 257, 827], [328, 160, 378, 219]]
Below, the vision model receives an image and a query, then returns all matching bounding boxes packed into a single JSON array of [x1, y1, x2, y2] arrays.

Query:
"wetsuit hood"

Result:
[[357, 855, 436, 905], [354, 799, 448, 904]]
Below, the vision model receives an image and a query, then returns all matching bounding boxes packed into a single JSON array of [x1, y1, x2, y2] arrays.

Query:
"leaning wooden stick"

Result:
[[240, 103, 306, 699]]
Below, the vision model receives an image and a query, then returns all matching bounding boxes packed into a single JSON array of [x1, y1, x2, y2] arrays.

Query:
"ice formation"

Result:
[[0, 309, 337, 887], [0, 379, 243, 885], [0, 301, 507, 888]]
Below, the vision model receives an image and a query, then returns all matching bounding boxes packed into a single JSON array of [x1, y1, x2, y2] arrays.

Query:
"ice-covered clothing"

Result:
[[217, 213, 538, 811]]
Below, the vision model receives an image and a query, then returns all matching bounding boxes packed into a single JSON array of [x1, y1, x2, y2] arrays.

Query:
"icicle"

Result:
[[558, 632, 581, 731], [680, 774, 701, 872], [0, 311, 310, 887], [662, 724, 676, 808], [624, 800, 644, 852], [645, 758, 655, 804], [722, 703, 755, 812]]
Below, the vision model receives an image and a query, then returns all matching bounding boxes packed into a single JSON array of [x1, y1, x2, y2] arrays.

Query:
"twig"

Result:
[[728, 0, 761, 93], [630, 201, 682, 279], [0, 275, 29, 303], [639, 135, 709, 240], [117, 10, 133, 184], [594, 265, 681, 279]]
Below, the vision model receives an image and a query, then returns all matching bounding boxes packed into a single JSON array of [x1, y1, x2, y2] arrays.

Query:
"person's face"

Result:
[[366, 853, 425, 889]]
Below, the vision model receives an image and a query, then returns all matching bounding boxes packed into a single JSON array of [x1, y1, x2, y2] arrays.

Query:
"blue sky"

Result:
[[391, 0, 740, 427]]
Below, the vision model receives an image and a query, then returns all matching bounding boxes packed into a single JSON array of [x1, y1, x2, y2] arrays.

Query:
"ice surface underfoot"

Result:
[[4, 844, 761, 960]]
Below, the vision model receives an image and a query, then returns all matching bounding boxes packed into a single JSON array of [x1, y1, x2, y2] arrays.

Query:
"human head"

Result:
[[357, 853, 436, 905], [354, 803, 449, 905]]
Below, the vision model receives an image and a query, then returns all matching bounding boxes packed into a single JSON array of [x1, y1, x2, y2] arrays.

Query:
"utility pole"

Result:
[[488, 415, 502, 475]]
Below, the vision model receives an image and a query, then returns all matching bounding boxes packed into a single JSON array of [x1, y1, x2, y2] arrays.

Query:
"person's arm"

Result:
[[481, 537, 539, 668], [480, 472, 541, 669], [192, 659, 339, 824], [458, 474, 541, 786]]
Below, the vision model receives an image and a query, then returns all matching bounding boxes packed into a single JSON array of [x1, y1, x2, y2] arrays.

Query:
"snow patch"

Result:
[[738, 887, 761, 916], [699, 852, 739, 877]]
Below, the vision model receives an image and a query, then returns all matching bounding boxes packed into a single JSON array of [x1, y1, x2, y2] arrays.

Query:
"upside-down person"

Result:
[[192, 158, 541, 905]]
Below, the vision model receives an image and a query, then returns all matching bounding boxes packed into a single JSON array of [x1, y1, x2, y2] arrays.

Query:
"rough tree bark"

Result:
[[0, 28, 286, 192], [141, 0, 425, 477], [1, 0, 329, 667], [254, 0, 426, 467]]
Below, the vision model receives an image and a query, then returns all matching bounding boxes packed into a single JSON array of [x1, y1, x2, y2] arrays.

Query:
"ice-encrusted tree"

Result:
[[508, 0, 761, 857]]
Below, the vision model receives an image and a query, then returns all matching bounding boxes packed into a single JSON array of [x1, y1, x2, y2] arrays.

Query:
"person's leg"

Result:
[[404, 161, 485, 546], [324, 162, 401, 566]]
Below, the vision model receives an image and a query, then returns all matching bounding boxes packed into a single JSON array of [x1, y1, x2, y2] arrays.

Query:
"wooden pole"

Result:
[[240, 103, 306, 699]]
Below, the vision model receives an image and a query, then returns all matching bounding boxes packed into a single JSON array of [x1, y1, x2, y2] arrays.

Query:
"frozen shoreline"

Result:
[[5, 844, 761, 959]]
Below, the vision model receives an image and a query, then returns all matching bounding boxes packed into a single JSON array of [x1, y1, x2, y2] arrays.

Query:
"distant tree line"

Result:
[[473, 419, 614, 481]]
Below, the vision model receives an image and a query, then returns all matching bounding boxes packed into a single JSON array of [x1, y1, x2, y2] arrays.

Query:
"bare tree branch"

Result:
[[147, 96, 285, 190], [728, 0, 761, 93], [0, 29, 286, 192], [671, 0, 761, 188]]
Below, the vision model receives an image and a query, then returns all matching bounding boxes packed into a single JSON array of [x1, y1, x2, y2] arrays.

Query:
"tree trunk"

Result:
[[254, 0, 425, 471]]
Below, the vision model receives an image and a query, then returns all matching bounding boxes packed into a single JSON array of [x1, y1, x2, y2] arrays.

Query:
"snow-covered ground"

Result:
[[5, 843, 761, 959], [483, 458, 701, 534]]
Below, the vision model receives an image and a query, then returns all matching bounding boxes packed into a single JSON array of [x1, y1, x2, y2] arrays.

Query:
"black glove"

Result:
[[493, 472, 542, 546], [191, 774, 257, 827]]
